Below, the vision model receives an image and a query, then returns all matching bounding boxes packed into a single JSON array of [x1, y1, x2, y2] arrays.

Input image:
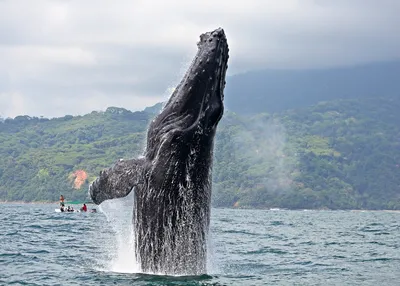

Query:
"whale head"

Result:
[[146, 28, 229, 162]]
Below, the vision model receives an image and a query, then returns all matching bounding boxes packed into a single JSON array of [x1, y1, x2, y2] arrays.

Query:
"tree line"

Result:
[[1, 98, 399, 209]]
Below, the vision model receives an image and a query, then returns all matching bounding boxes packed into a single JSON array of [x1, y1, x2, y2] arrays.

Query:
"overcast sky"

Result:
[[1, 0, 400, 118]]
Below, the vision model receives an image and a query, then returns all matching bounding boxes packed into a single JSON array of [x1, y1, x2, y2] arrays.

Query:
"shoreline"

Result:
[[0, 201, 58, 205], [0, 201, 399, 212]]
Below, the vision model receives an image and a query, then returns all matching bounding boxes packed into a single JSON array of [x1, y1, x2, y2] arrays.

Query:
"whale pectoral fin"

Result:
[[89, 158, 145, 205]]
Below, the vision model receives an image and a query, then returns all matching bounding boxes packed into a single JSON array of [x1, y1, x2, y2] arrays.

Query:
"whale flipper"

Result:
[[89, 158, 145, 204]]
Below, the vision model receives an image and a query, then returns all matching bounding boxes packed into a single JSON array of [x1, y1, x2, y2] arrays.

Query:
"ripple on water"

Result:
[[270, 220, 285, 226], [244, 247, 288, 255], [1, 204, 400, 286]]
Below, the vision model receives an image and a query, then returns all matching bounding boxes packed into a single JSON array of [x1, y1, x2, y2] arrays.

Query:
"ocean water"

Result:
[[1, 202, 399, 286]]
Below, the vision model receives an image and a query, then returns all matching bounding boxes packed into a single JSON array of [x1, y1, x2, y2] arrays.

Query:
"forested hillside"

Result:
[[0, 107, 150, 202], [213, 97, 400, 209], [1, 98, 399, 209]]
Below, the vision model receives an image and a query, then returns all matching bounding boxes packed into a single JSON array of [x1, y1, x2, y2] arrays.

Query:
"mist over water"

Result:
[[233, 115, 298, 193]]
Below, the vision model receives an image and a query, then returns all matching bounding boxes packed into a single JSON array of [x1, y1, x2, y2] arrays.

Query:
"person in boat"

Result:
[[81, 203, 87, 212], [60, 195, 65, 211]]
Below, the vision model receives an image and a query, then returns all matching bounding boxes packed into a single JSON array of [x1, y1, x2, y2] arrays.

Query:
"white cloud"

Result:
[[0, 0, 399, 117]]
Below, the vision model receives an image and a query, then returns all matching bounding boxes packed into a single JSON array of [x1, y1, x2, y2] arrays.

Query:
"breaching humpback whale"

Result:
[[89, 28, 229, 275]]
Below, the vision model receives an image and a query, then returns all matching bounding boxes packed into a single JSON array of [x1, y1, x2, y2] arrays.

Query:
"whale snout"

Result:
[[198, 28, 226, 44], [197, 28, 229, 67]]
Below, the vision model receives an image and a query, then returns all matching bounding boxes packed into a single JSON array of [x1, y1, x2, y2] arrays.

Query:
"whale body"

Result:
[[89, 28, 229, 275]]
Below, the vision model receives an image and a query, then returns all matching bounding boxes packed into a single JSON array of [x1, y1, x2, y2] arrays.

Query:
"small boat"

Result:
[[55, 208, 80, 213], [55, 207, 97, 213], [55, 200, 97, 213]]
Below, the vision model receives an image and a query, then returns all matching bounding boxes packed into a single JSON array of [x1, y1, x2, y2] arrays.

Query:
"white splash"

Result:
[[206, 229, 220, 275], [98, 190, 140, 273]]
